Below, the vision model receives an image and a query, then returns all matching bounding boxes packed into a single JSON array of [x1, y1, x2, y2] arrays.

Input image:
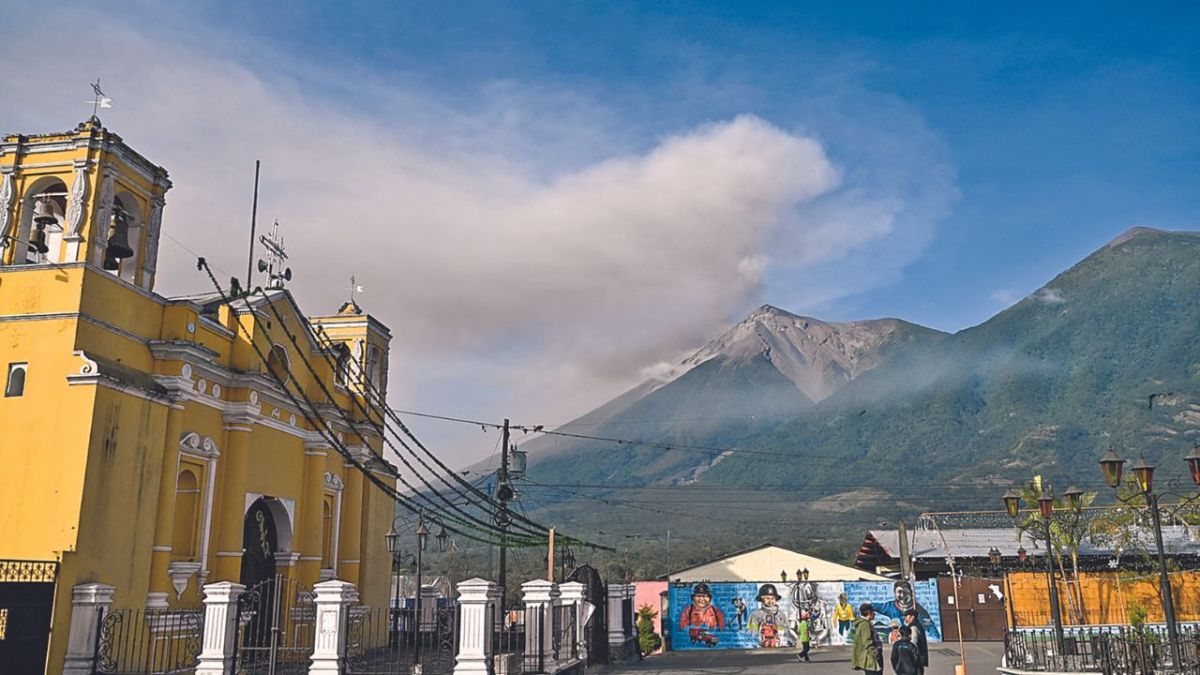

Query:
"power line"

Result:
[[195, 262, 528, 548], [247, 286, 552, 547]]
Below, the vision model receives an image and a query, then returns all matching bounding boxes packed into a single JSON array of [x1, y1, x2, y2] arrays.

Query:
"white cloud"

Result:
[[991, 289, 1022, 306], [0, 5, 957, 464], [1033, 288, 1066, 304]]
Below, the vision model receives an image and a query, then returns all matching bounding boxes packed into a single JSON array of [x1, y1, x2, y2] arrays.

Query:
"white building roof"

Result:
[[665, 543, 888, 582]]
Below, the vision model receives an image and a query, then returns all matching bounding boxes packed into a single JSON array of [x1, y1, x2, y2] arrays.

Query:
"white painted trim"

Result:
[[330, 488, 342, 575], [199, 453, 218, 577], [151, 545, 172, 553]]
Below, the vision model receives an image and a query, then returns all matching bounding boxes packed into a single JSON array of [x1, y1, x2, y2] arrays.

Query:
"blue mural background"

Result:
[[668, 580, 942, 651]]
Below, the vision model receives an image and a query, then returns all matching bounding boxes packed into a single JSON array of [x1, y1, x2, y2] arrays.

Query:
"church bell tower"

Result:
[[0, 118, 172, 290]]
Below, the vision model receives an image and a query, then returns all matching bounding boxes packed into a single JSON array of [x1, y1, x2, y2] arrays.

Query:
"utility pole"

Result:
[[497, 418, 513, 609], [666, 529, 671, 579], [548, 527, 556, 581]]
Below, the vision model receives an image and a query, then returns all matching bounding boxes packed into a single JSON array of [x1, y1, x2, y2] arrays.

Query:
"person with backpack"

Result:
[[851, 603, 883, 675], [904, 609, 928, 674], [890, 625, 921, 675]]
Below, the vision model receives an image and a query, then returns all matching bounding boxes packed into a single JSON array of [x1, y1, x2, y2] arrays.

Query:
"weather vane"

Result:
[[256, 220, 292, 289], [349, 275, 364, 305], [88, 79, 112, 121]]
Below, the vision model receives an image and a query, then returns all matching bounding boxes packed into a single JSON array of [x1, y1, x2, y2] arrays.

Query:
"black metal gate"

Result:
[[0, 560, 58, 675], [235, 574, 316, 675], [567, 564, 607, 665], [91, 608, 203, 674], [344, 603, 458, 674]]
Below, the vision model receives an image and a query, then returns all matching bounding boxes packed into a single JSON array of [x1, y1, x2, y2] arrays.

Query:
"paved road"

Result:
[[602, 642, 1005, 674]]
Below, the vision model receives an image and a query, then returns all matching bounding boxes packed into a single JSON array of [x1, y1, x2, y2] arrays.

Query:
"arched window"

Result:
[[321, 497, 335, 568], [366, 344, 381, 388], [20, 179, 67, 265], [172, 469, 201, 560], [266, 344, 291, 385], [111, 194, 143, 282], [5, 363, 27, 397], [333, 343, 351, 387]]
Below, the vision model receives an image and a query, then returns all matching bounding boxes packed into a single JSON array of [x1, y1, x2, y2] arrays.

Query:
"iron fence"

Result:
[[494, 619, 528, 672], [551, 604, 578, 663], [91, 608, 203, 675], [1005, 625, 1200, 673], [344, 605, 458, 675], [235, 574, 316, 675]]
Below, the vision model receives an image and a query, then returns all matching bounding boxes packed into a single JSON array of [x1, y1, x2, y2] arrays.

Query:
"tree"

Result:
[[636, 603, 662, 657]]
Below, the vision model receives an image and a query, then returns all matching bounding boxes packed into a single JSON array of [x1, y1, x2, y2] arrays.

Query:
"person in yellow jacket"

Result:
[[834, 593, 855, 640]]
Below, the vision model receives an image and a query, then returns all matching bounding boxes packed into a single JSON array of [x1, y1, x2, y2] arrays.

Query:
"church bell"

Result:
[[28, 198, 54, 255], [102, 209, 135, 270]]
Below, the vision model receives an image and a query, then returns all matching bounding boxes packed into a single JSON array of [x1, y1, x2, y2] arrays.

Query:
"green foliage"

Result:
[[636, 604, 662, 656], [1128, 600, 1148, 628], [511, 230, 1200, 566]]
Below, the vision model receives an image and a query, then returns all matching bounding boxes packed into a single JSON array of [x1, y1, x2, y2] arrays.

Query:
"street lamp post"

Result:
[[1098, 446, 1200, 669], [1002, 487, 1071, 652], [385, 514, 451, 661]]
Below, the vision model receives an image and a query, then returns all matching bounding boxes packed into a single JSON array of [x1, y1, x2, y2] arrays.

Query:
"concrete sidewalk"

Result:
[[600, 642, 1005, 674]]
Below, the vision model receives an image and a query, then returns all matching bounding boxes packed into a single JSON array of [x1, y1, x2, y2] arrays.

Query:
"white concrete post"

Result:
[[420, 585, 440, 630], [623, 584, 637, 640], [308, 580, 359, 674], [559, 581, 586, 662], [454, 578, 496, 675], [196, 581, 244, 675], [522, 579, 558, 667], [486, 582, 502, 630], [606, 583, 625, 655], [63, 583, 116, 675]]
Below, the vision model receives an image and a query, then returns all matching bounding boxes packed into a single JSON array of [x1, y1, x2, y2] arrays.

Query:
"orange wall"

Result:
[[1009, 570, 1200, 626]]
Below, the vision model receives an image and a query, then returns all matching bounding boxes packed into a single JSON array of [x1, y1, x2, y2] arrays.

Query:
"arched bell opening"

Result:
[[14, 177, 68, 265], [102, 193, 140, 276]]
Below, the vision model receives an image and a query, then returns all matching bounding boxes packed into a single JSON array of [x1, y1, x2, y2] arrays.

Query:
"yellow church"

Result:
[[0, 119, 397, 673]]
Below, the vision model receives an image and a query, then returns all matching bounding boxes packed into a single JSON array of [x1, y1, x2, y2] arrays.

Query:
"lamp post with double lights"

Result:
[[1098, 446, 1200, 669], [1002, 484, 1083, 652], [385, 514, 450, 660]]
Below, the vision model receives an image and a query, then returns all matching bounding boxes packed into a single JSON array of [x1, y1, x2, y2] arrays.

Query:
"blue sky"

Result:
[[182, 0, 1200, 330], [3, 1, 1197, 463]]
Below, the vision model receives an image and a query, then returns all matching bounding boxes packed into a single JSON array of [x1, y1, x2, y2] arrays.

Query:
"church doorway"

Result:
[[240, 497, 280, 589]]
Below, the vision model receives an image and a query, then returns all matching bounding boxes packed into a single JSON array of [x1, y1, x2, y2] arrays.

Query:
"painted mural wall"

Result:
[[668, 580, 942, 651]]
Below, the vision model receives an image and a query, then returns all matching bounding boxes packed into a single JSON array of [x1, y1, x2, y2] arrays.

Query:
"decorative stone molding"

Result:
[[323, 472, 344, 492], [74, 350, 98, 376], [91, 170, 115, 262], [179, 432, 220, 458], [64, 164, 89, 237], [167, 561, 202, 599], [0, 171, 13, 237], [455, 578, 497, 675], [141, 198, 163, 281]]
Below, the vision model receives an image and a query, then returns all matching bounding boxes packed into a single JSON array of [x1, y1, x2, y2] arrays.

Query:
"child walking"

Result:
[[795, 611, 811, 663]]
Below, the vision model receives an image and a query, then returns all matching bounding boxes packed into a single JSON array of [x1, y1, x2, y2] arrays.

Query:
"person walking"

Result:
[[795, 611, 812, 663], [890, 625, 921, 675], [903, 609, 928, 675], [835, 593, 855, 640], [851, 603, 883, 675]]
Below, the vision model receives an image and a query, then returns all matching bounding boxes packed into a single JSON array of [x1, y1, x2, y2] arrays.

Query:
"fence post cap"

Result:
[[71, 583, 116, 605]]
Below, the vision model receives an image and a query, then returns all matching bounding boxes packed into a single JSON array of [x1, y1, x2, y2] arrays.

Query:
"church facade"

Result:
[[0, 119, 397, 673]]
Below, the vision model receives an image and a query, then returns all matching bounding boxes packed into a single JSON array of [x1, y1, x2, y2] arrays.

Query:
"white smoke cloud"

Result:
[[0, 5, 957, 463]]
